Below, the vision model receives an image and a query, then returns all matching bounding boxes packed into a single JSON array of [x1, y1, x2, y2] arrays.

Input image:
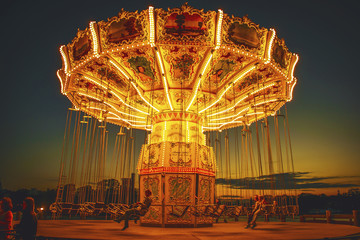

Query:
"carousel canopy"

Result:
[[57, 4, 298, 131]]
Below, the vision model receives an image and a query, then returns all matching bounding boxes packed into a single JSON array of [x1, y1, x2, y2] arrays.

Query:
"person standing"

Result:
[[15, 197, 37, 240], [0, 197, 13, 240]]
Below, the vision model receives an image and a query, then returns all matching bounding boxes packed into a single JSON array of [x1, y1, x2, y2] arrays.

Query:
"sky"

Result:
[[0, 0, 359, 194]]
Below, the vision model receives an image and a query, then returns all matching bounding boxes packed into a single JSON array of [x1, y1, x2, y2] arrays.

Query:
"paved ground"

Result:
[[37, 220, 360, 240]]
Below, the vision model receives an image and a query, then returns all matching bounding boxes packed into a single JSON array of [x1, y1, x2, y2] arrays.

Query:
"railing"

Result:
[[300, 210, 359, 226]]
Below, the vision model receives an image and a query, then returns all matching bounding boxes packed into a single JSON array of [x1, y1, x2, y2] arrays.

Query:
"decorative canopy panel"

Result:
[[57, 4, 298, 132]]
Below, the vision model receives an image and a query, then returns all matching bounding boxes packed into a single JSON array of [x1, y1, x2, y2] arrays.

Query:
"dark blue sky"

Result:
[[1, 0, 359, 191]]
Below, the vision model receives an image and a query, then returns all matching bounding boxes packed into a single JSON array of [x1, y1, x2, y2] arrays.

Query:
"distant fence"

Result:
[[300, 210, 359, 226]]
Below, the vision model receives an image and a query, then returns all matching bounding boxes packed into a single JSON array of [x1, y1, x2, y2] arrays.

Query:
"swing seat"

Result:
[[209, 205, 226, 218], [226, 205, 243, 218], [169, 205, 190, 218]]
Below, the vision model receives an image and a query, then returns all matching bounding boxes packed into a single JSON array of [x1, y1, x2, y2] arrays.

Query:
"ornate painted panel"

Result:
[[156, 4, 216, 44]]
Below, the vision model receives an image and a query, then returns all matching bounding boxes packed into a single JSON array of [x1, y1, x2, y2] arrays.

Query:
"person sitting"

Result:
[[14, 197, 37, 240], [114, 189, 152, 230], [0, 197, 13, 240], [245, 195, 266, 229]]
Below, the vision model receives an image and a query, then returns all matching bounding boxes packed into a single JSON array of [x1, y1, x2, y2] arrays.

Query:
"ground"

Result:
[[36, 220, 360, 240]]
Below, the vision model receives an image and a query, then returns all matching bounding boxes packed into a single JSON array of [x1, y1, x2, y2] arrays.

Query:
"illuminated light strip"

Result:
[[207, 82, 276, 117], [131, 82, 159, 112], [206, 120, 244, 129], [88, 106, 107, 112], [210, 107, 249, 121], [110, 90, 149, 115], [215, 9, 224, 49], [156, 51, 173, 110], [252, 82, 276, 95], [203, 126, 221, 130], [219, 110, 253, 129], [105, 102, 145, 119], [60, 45, 70, 76], [81, 74, 148, 117], [252, 98, 279, 108], [186, 53, 213, 111], [207, 95, 247, 117], [265, 28, 276, 64], [199, 65, 256, 114], [156, 51, 165, 73], [107, 116, 121, 120], [77, 92, 102, 102], [218, 99, 279, 128], [56, 70, 65, 94], [245, 112, 264, 117], [87, 105, 147, 126], [132, 124, 152, 128], [148, 6, 155, 46], [89, 21, 100, 56], [109, 59, 130, 79], [87, 107, 132, 125], [287, 77, 297, 102], [83, 75, 108, 90], [289, 54, 299, 82]]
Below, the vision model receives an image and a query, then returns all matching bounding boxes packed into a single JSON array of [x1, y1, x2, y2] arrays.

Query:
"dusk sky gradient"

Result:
[[1, 0, 359, 194]]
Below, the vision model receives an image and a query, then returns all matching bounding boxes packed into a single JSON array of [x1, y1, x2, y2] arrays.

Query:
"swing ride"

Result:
[[53, 4, 299, 227]]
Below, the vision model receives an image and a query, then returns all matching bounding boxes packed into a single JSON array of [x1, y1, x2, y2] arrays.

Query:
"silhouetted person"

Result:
[[15, 197, 37, 240], [0, 197, 13, 240], [245, 195, 266, 229], [115, 189, 152, 230]]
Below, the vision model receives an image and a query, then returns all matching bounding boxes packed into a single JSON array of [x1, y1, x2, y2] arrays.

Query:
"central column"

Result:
[[137, 112, 216, 227]]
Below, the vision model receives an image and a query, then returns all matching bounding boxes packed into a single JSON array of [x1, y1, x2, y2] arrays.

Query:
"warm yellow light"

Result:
[[77, 92, 102, 102], [161, 121, 167, 166], [109, 59, 130, 80], [186, 121, 190, 142], [289, 54, 299, 82], [199, 65, 255, 114], [89, 21, 100, 56], [56, 70, 65, 94], [233, 65, 256, 85], [156, 50, 173, 110], [215, 9, 223, 49], [186, 52, 213, 111], [60, 45, 70, 76], [148, 6, 155, 46], [211, 107, 249, 122], [207, 82, 276, 117], [265, 29, 276, 64], [131, 82, 160, 112], [83, 75, 108, 90], [105, 102, 145, 119], [110, 90, 149, 115], [287, 77, 297, 102], [156, 51, 165, 74]]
